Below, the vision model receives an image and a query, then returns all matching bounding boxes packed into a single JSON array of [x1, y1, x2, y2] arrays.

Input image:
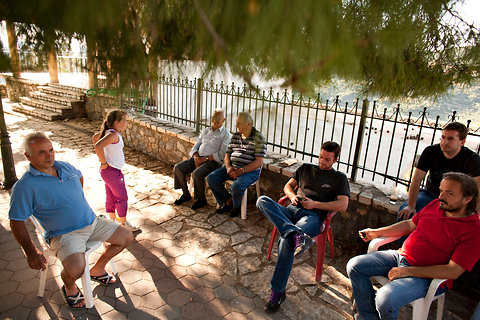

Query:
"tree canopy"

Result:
[[1, 0, 479, 98]]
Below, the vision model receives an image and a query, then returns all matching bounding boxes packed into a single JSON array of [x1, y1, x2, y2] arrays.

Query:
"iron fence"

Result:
[[119, 75, 480, 190]]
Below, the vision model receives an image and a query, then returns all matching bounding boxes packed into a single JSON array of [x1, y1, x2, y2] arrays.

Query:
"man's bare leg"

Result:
[[61, 252, 86, 308], [90, 225, 133, 279]]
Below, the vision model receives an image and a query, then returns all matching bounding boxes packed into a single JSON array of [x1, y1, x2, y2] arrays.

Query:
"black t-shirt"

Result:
[[416, 144, 480, 196], [294, 163, 350, 217]]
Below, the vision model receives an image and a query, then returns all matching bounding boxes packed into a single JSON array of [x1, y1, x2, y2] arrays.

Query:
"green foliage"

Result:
[[1, 0, 479, 98], [0, 42, 10, 72]]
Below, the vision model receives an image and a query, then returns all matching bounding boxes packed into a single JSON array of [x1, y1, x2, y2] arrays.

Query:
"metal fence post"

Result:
[[195, 78, 203, 133], [351, 99, 369, 181]]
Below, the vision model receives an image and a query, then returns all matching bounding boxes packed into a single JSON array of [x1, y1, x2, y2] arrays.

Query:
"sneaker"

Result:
[[191, 199, 207, 210], [264, 290, 286, 314], [230, 206, 241, 218], [293, 233, 313, 257], [174, 194, 192, 205], [124, 220, 140, 232], [214, 203, 232, 214]]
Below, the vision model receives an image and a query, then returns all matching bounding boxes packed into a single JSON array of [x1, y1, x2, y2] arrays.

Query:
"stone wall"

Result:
[[4, 76, 42, 102], [115, 110, 401, 252], [0, 83, 6, 97], [85, 93, 119, 120]]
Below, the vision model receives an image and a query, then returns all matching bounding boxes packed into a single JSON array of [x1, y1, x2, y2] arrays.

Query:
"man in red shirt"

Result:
[[347, 172, 480, 320]]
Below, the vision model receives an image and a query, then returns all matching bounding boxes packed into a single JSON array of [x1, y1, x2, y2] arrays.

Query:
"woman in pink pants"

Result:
[[93, 109, 139, 232]]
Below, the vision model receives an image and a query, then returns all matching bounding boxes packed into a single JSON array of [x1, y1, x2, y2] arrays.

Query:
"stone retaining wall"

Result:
[[3, 76, 42, 102]]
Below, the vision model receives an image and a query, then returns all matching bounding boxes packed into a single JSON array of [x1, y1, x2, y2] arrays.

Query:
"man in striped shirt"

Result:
[[207, 112, 266, 218]]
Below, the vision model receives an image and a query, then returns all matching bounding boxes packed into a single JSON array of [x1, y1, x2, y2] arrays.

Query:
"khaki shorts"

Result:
[[50, 215, 120, 261]]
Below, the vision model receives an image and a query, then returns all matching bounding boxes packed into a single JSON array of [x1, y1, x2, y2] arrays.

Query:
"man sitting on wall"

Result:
[[207, 112, 266, 218], [173, 109, 232, 210], [348, 172, 480, 320], [9, 132, 134, 309], [398, 122, 480, 223], [256, 141, 350, 313]]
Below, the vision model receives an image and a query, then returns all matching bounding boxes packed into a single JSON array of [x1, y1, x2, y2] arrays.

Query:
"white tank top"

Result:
[[104, 129, 125, 169]]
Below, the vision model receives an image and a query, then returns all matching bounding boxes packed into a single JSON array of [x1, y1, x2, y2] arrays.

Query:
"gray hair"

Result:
[[23, 132, 49, 156], [211, 109, 225, 122], [237, 112, 253, 126]]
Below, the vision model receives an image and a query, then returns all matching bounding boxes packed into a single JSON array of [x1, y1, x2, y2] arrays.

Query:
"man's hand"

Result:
[[27, 248, 47, 270], [398, 206, 416, 220], [229, 168, 243, 179], [388, 267, 410, 281], [358, 228, 378, 242], [299, 197, 316, 210], [194, 155, 206, 168]]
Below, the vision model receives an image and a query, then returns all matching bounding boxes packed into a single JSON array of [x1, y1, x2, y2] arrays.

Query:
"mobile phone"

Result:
[[297, 196, 305, 201], [359, 231, 366, 238]]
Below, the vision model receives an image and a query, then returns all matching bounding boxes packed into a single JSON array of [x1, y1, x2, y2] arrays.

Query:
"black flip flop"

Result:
[[90, 272, 116, 286], [61, 285, 85, 309]]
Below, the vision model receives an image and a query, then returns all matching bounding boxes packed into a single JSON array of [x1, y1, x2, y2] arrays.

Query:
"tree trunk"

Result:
[[45, 40, 59, 83], [86, 36, 96, 89], [5, 21, 20, 78]]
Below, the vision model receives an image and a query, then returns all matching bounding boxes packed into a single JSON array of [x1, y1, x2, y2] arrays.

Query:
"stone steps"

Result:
[[12, 103, 64, 121], [15, 83, 87, 120], [37, 85, 85, 101]]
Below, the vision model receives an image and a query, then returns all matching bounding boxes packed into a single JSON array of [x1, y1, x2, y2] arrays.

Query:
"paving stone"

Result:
[[180, 275, 202, 290], [175, 254, 196, 267], [181, 301, 207, 319], [231, 232, 253, 246], [0, 291, 24, 312], [230, 295, 256, 314], [160, 220, 183, 235], [205, 298, 233, 317], [215, 220, 241, 235], [156, 277, 179, 293], [233, 238, 264, 255], [215, 284, 238, 301], [207, 214, 229, 227], [154, 304, 182, 319], [201, 273, 224, 288], [141, 292, 167, 309], [177, 228, 230, 258], [191, 287, 216, 303], [290, 263, 316, 286], [166, 288, 192, 306], [185, 219, 212, 229], [168, 265, 188, 279], [130, 279, 154, 296], [187, 263, 210, 277], [238, 256, 262, 275], [224, 311, 248, 320], [208, 252, 238, 276]]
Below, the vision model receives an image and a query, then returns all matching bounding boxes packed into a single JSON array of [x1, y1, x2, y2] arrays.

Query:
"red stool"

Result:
[[266, 196, 336, 282]]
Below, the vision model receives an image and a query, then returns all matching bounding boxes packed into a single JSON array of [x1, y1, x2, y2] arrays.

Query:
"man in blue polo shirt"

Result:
[[9, 132, 134, 309]]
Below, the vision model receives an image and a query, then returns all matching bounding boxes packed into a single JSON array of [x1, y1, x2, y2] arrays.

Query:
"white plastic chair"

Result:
[[29, 216, 117, 308], [367, 236, 446, 320], [240, 179, 261, 220], [189, 170, 261, 219]]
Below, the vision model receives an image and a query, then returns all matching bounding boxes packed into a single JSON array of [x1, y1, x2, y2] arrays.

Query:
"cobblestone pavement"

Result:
[[0, 99, 462, 320]]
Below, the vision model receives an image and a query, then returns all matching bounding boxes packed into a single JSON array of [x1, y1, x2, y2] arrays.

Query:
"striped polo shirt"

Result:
[[227, 127, 266, 168]]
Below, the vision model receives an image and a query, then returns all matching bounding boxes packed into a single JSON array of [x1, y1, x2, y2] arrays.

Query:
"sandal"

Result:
[[90, 272, 116, 286], [61, 285, 85, 309]]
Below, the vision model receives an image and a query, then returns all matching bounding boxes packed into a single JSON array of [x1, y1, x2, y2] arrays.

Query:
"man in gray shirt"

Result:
[[173, 110, 232, 210]]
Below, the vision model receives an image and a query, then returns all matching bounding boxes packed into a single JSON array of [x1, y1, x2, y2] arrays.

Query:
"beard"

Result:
[[439, 200, 462, 213]]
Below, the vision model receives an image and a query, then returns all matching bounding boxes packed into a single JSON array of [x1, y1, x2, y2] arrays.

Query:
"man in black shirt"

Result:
[[398, 122, 480, 222], [256, 141, 350, 314]]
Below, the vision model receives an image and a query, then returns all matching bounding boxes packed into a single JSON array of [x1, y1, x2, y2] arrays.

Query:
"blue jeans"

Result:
[[256, 196, 324, 292], [346, 250, 447, 320], [396, 189, 436, 245], [206, 166, 260, 208]]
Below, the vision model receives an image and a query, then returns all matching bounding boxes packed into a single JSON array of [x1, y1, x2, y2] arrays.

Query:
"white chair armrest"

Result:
[[424, 278, 447, 303], [367, 236, 401, 253]]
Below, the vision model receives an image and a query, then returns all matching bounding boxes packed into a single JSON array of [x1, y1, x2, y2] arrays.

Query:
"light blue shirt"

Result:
[[189, 126, 232, 163], [9, 161, 96, 242]]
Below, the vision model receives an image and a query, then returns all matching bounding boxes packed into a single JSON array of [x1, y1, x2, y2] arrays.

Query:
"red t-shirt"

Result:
[[401, 199, 480, 287]]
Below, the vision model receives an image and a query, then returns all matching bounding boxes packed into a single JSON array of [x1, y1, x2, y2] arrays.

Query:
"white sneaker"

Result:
[[124, 220, 140, 232]]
